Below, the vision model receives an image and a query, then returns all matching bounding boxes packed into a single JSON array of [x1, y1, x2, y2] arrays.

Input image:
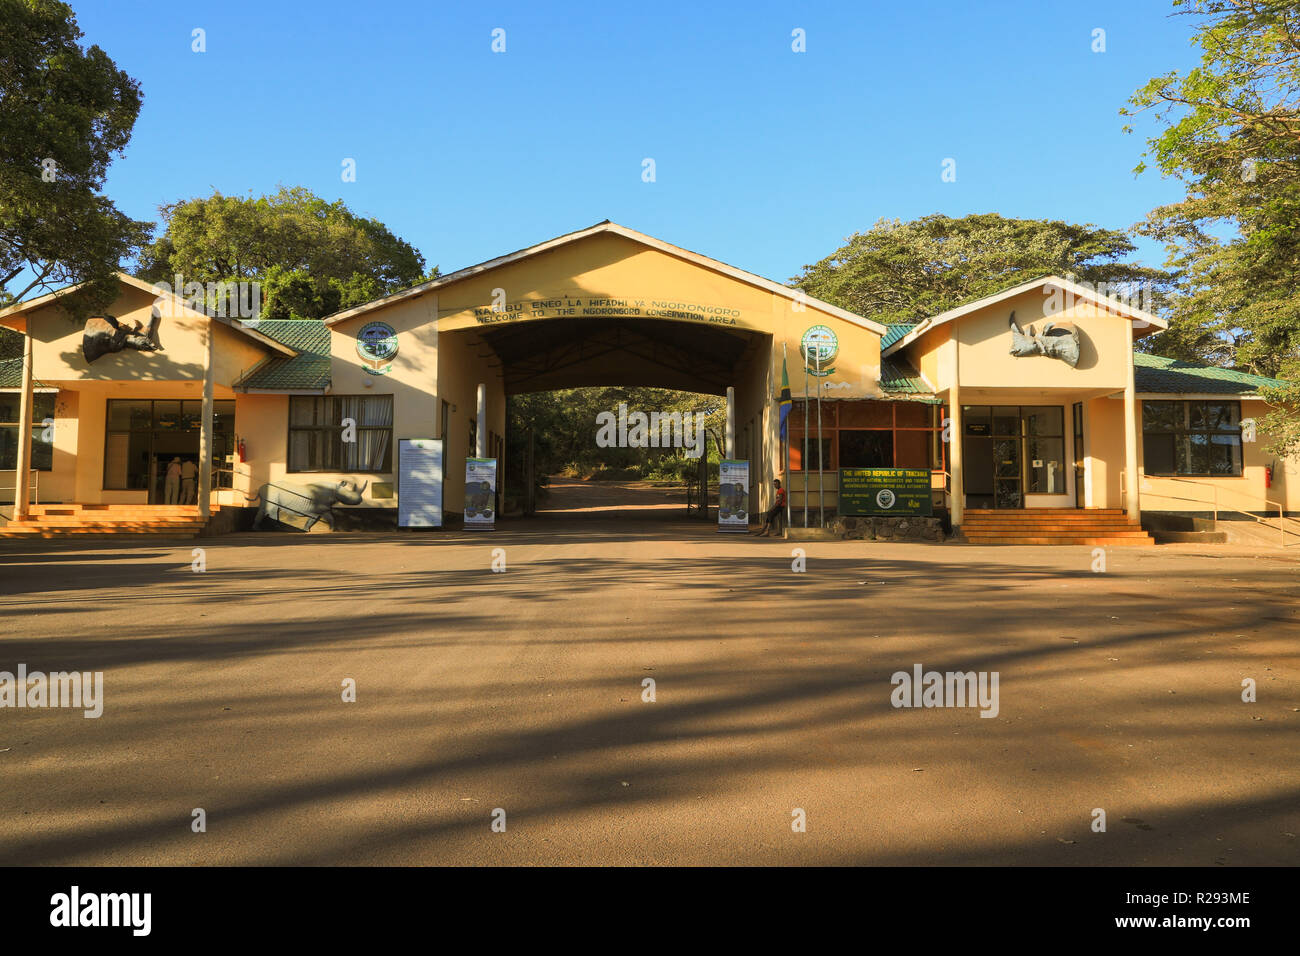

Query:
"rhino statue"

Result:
[[247, 478, 368, 531], [83, 313, 164, 363], [1008, 312, 1080, 368]]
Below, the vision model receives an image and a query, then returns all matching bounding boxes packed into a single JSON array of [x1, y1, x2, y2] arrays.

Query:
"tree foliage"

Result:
[[505, 386, 726, 496], [790, 213, 1171, 325], [1125, 0, 1300, 455], [137, 186, 434, 319], [0, 0, 151, 316]]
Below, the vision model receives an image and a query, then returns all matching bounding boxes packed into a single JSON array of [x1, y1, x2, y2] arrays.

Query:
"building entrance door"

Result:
[[149, 433, 201, 504], [993, 436, 1023, 509]]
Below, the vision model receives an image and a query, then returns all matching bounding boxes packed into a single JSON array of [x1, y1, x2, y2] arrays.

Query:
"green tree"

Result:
[[790, 213, 1170, 325], [1125, 0, 1300, 455], [137, 186, 435, 319], [0, 0, 151, 316]]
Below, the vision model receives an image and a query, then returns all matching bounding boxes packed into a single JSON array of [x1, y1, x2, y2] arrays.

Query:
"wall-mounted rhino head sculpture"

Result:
[[247, 478, 368, 531], [83, 312, 164, 363], [1008, 312, 1080, 368]]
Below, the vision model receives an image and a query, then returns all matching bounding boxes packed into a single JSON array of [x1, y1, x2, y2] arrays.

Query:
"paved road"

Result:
[[0, 524, 1296, 865]]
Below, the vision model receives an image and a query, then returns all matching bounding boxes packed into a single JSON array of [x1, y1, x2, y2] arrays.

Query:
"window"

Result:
[[1023, 406, 1065, 494], [0, 392, 55, 471], [1143, 400, 1242, 476], [961, 405, 1067, 497], [789, 401, 943, 472], [288, 395, 393, 472], [104, 399, 236, 491]]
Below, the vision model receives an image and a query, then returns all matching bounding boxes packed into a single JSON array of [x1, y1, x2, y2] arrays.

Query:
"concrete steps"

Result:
[[959, 509, 1155, 546], [0, 503, 218, 539]]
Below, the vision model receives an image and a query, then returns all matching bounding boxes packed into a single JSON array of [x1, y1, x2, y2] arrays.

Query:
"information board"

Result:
[[718, 459, 750, 532], [397, 439, 443, 528], [838, 467, 932, 516], [464, 457, 497, 529]]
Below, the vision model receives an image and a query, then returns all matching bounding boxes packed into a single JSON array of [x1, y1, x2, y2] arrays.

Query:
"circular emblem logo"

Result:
[[357, 321, 398, 375], [876, 488, 896, 510], [800, 325, 839, 377]]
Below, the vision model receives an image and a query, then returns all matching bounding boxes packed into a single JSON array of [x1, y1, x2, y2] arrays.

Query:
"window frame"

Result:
[[0, 391, 56, 472], [788, 400, 945, 473], [1142, 399, 1243, 478], [287, 394, 394, 474]]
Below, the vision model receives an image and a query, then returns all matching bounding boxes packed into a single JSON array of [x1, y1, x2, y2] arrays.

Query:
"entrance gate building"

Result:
[[3, 221, 1297, 540]]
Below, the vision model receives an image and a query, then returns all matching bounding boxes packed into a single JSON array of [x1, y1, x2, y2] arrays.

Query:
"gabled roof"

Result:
[[234, 319, 331, 391], [882, 323, 917, 349], [881, 275, 1167, 357], [1134, 352, 1288, 396], [322, 221, 890, 335], [880, 355, 935, 396], [0, 272, 295, 357]]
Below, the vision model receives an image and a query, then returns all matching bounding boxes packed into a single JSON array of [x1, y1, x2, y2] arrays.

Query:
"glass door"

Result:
[[1072, 403, 1085, 506], [993, 437, 1023, 509]]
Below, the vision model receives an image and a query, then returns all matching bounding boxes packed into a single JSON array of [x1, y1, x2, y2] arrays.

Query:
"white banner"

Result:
[[718, 459, 750, 532], [464, 458, 497, 529], [398, 439, 443, 528]]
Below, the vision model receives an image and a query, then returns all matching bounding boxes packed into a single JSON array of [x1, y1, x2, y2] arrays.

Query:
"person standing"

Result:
[[180, 457, 198, 505], [755, 479, 787, 536], [164, 457, 182, 504]]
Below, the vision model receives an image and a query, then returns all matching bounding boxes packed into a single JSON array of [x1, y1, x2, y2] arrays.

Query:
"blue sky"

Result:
[[76, 0, 1201, 283]]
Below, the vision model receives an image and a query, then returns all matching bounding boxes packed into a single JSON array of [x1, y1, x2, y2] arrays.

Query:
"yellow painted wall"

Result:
[[433, 325, 507, 513], [1085, 396, 1126, 509], [19, 283, 270, 386], [956, 289, 1133, 390], [305, 292, 443, 508], [434, 232, 885, 401]]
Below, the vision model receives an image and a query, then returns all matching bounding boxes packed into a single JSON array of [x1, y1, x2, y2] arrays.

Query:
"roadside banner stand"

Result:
[[464, 457, 497, 529], [718, 459, 750, 532], [398, 438, 443, 528]]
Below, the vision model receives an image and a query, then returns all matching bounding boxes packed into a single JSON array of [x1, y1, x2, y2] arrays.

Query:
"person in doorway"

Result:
[[164, 457, 182, 504], [755, 479, 786, 536], [180, 457, 198, 504]]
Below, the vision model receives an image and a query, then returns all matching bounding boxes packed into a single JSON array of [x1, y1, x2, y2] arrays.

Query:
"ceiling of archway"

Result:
[[474, 317, 767, 394]]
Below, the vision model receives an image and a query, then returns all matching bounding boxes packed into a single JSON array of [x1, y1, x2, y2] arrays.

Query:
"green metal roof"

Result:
[[1134, 352, 1288, 395], [236, 319, 331, 391], [881, 323, 917, 349], [880, 356, 932, 395]]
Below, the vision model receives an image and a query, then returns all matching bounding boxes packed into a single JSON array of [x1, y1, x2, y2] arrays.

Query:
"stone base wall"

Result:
[[829, 515, 946, 542]]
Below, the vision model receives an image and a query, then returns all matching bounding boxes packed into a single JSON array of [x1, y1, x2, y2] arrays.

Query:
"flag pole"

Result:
[[782, 342, 791, 532], [802, 340, 809, 528], [815, 344, 825, 527]]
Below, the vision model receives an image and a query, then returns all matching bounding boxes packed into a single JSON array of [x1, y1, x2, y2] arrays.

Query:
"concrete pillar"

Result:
[[476, 383, 487, 458], [199, 322, 214, 519], [1124, 351, 1139, 520], [949, 383, 963, 528], [13, 331, 33, 519], [725, 386, 735, 459]]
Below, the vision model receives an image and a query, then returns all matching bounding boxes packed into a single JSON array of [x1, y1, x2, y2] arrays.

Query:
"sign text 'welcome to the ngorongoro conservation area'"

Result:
[[470, 295, 743, 326]]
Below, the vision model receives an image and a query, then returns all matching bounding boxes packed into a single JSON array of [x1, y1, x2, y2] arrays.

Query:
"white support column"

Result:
[[476, 383, 487, 458], [725, 386, 735, 459], [199, 322, 214, 520], [949, 383, 963, 529], [1124, 351, 1139, 520], [13, 331, 33, 519]]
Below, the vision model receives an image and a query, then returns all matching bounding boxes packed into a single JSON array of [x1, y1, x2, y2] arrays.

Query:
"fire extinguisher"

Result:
[[1266, 462, 1274, 488], [237, 438, 247, 463]]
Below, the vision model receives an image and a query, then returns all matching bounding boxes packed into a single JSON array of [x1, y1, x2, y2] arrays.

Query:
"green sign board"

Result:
[[839, 468, 933, 516]]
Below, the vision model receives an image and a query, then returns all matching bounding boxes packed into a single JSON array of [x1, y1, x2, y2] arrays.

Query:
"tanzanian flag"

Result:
[[778, 356, 792, 440]]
